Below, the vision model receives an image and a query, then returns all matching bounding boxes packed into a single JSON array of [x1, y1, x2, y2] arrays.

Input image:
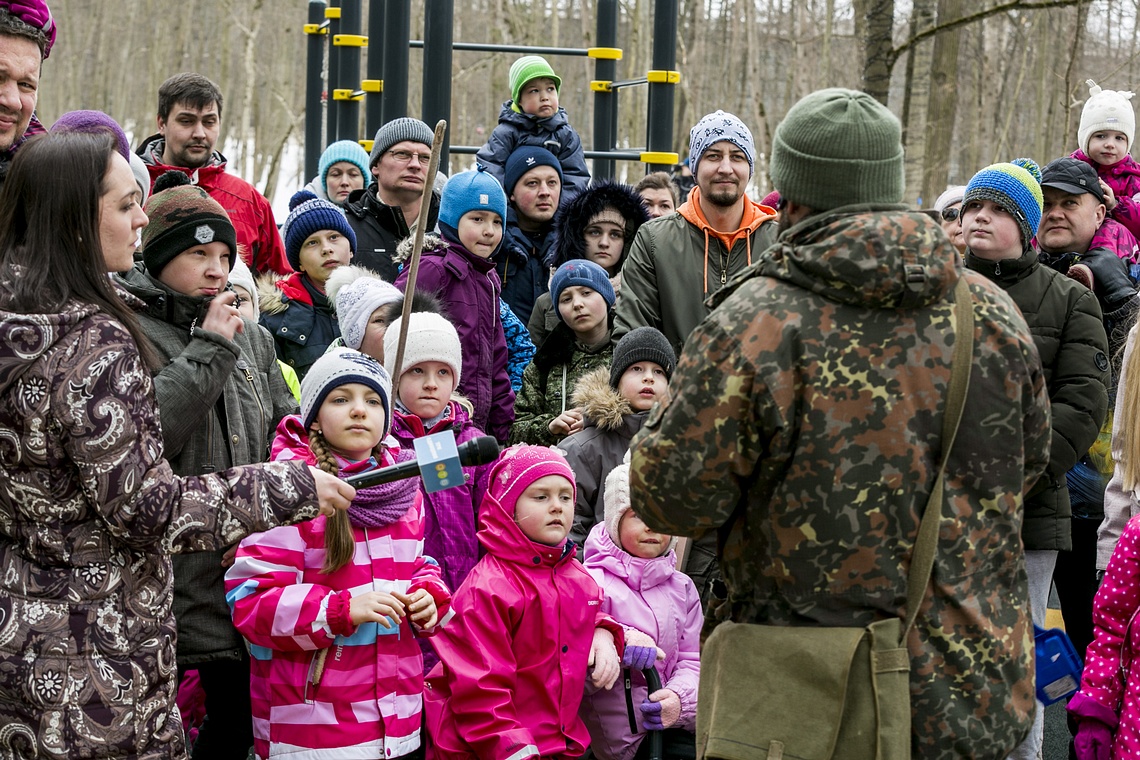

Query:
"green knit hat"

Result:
[[770, 88, 905, 211], [141, 171, 238, 277], [509, 55, 561, 105]]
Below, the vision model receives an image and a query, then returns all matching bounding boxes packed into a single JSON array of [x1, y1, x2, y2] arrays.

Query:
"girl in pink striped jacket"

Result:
[[226, 348, 452, 760]]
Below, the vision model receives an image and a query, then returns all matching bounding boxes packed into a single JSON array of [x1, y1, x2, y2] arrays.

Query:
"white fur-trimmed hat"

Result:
[[327, 266, 402, 352], [603, 451, 677, 553], [383, 312, 463, 387], [1079, 79, 1136, 155]]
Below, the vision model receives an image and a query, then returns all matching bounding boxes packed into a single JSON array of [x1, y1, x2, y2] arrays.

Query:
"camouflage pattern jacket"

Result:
[[629, 207, 1051, 759]]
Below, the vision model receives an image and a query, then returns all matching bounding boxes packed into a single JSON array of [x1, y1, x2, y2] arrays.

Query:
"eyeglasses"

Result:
[[940, 206, 961, 223], [387, 149, 431, 167]]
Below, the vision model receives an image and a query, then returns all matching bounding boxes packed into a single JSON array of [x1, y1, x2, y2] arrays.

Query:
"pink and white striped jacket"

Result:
[[227, 430, 452, 759]]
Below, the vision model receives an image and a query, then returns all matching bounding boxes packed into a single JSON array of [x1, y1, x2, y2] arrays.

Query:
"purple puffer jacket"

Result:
[[579, 523, 702, 760], [395, 236, 515, 443]]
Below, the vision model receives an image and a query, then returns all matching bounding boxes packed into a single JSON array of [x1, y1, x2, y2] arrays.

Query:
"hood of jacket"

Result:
[[116, 264, 213, 329], [716, 205, 958, 311], [257, 270, 315, 315], [390, 398, 476, 440], [547, 181, 650, 270], [500, 100, 571, 130], [0, 300, 100, 396], [571, 366, 642, 432], [395, 231, 498, 276], [582, 521, 678, 592], [477, 475, 577, 571], [137, 133, 228, 179], [677, 187, 776, 294]]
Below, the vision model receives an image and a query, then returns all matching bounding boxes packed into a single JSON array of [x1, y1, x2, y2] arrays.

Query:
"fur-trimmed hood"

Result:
[[571, 366, 632, 432], [548, 180, 650, 270], [393, 232, 449, 265], [256, 270, 313, 316]]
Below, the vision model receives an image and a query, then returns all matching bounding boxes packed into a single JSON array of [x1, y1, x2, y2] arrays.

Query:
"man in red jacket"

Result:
[[137, 72, 292, 276]]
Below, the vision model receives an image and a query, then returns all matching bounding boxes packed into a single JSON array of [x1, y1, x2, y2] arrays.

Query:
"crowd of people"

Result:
[[9, 1, 1140, 759]]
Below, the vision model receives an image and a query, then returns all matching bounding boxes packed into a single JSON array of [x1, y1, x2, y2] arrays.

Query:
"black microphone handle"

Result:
[[341, 436, 501, 490]]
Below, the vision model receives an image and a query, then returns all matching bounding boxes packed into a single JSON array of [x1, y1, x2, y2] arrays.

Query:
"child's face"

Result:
[[159, 241, 231, 298], [618, 509, 671, 559], [1088, 130, 1130, 167], [311, 382, 387, 462], [457, 210, 503, 259], [517, 77, 559, 118], [961, 199, 1023, 261], [557, 285, 609, 338], [398, 361, 455, 420], [584, 221, 625, 275], [299, 229, 353, 287], [618, 361, 668, 412], [514, 474, 574, 546], [358, 306, 390, 362], [232, 284, 256, 321]]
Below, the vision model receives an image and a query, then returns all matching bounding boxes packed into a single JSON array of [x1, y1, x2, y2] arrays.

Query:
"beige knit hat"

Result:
[[603, 451, 677, 553]]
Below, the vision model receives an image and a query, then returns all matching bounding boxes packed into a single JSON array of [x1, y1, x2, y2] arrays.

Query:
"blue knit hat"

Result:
[[282, 190, 358, 271], [439, 167, 508, 229], [504, 145, 563, 195], [963, 159, 1044, 246], [319, 140, 371, 195], [550, 259, 616, 322], [301, 348, 393, 436]]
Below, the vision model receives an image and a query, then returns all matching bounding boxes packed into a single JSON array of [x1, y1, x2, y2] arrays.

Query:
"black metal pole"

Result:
[[592, 0, 618, 180], [380, 0, 410, 123], [305, 0, 327, 179], [647, 0, 678, 173], [338, 0, 363, 141], [365, 0, 386, 141], [326, 0, 342, 142], [422, 0, 454, 169]]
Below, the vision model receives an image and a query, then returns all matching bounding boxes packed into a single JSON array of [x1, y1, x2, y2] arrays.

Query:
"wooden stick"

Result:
[[391, 119, 447, 379]]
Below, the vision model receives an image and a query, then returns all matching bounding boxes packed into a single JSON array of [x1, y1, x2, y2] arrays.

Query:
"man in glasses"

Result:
[[345, 117, 442, 282], [933, 185, 967, 254], [138, 73, 292, 276]]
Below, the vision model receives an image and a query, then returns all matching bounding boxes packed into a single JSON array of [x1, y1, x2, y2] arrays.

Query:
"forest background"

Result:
[[39, 0, 1136, 213]]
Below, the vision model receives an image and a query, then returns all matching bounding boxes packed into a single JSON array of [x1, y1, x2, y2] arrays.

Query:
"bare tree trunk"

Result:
[[921, 0, 966, 203], [902, 0, 935, 204], [860, 0, 895, 103]]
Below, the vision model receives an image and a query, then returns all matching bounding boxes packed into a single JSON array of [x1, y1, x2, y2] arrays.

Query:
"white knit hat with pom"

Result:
[[327, 266, 402, 351], [603, 451, 677, 553], [1079, 79, 1136, 155]]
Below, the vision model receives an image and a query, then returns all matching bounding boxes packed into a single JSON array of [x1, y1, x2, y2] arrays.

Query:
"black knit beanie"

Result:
[[609, 327, 677, 389], [141, 171, 238, 277]]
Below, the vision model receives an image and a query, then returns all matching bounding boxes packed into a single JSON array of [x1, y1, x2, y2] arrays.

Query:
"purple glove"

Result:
[[622, 645, 658, 670], [1073, 720, 1113, 760], [1, 1, 56, 57], [640, 689, 681, 731]]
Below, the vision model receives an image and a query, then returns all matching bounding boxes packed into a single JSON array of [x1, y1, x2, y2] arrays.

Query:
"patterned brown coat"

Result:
[[630, 208, 1052, 758], [0, 300, 321, 759]]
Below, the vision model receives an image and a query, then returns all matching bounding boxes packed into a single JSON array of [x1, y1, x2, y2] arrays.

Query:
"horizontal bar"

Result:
[[409, 40, 590, 56], [450, 145, 653, 162], [609, 77, 649, 89]]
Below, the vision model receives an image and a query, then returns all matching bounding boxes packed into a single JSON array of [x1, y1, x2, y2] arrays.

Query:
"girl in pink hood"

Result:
[[425, 444, 644, 760]]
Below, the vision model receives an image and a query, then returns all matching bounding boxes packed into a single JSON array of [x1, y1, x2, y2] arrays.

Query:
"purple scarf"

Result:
[[343, 448, 419, 529]]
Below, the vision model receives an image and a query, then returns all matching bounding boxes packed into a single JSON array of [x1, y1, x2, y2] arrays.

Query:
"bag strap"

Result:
[[900, 276, 974, 642]]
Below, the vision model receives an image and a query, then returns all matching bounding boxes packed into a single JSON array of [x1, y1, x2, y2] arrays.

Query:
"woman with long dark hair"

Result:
[[0, 130, 356, 759]]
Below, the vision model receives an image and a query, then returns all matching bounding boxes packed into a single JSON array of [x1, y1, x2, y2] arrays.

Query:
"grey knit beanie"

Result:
[[369, 117, 434, 168], [689, 111, 756, 178], [770, 88, 904, 211], [609, 327, 676, 389]]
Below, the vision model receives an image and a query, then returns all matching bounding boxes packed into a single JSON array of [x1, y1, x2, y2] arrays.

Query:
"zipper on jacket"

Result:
[[238, 360, 267, 456]]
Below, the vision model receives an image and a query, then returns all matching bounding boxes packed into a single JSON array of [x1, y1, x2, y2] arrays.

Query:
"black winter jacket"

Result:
[[343, 183, 441, 282]]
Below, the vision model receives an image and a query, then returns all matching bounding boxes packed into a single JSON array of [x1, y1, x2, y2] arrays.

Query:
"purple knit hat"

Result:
[[50, 110, 130, 161]]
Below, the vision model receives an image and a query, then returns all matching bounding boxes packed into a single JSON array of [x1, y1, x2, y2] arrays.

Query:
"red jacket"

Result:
[[138, 134, 292, 276]]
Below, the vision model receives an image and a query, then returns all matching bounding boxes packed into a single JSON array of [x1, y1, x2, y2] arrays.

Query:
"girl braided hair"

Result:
[[309, 430, 381, 574]]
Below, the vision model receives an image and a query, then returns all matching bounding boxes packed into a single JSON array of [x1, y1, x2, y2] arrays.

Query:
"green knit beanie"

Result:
[[509, 55, 561, 105], [770, 88, 905, 211]]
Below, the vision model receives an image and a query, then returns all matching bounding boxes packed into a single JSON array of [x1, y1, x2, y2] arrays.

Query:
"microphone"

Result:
[[342, 435, 501, 489]]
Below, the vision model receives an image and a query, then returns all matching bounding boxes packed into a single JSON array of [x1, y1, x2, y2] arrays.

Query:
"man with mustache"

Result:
[[0, 0, 54, 191], [137, 73, 292, 276]]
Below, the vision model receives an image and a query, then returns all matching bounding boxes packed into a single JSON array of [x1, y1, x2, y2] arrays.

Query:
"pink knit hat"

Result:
[[488, 444, 576, 509]]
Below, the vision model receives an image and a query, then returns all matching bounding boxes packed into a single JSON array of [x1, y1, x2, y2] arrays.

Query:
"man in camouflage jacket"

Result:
[[630, 89, 1052, 758]]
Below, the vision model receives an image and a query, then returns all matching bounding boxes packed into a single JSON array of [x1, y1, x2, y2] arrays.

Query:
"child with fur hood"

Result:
[[529, 180, 650, 346], [383, 311, 494, 671], [511, 260, 616, 446], [561, 327, 676, 550], [580, 456, 701, 760]]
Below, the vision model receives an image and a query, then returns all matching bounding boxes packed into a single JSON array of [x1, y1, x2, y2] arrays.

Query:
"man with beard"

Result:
[[613, 110, 777, 355], [0, 0, 54, 191], [613, 111, 777, 602], [137, 73, 292, 276]]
